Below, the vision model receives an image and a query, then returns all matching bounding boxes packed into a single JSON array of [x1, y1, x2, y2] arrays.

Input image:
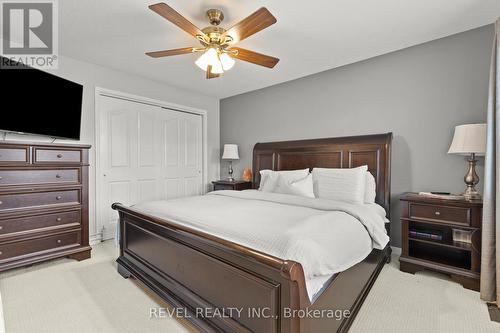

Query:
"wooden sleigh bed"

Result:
[[112, 133, 393, 333]]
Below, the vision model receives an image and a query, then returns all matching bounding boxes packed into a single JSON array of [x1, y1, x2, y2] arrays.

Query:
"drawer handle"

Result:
[[56, 196, 62, 200], [56, 174, 62, 179], [57, 154, 63, 158], [57, 239, 62, 244], [0, 251, 2, 255], [0, 226, 3, 230], [56, 217, 62, 222], [0, 176, 2, 180], [435, 211, 441, 216], [0, 201, 2, 205]]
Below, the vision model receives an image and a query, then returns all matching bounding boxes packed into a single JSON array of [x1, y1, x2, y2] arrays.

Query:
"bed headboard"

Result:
[[253, 133, 393, 217]]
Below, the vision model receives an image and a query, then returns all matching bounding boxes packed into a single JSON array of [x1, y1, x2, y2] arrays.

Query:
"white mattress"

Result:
[[131, 190, 389, 302]]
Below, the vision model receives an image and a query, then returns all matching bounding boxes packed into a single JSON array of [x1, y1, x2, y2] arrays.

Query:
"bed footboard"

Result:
[[113, 203, 389, 333], [113, 203, 308, 333]]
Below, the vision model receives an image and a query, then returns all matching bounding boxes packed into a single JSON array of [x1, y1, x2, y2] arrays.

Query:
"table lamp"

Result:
[[222, 144, 239, 181], [448, 123, 487, 200]]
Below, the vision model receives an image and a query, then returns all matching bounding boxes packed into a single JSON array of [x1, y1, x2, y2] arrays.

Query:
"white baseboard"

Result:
[[391, 246, 401, 256], [89, 230, 116, 245], [89, 234, 102, 245], [102, 227, 116, 241], [90, 222, 117, 245], [102, 222, 117, 241]]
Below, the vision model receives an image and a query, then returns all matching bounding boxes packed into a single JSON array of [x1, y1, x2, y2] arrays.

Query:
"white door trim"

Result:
[[93, 87, 208, 242]]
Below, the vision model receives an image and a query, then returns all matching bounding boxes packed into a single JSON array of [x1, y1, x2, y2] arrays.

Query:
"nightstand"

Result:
[[212, 180, 252, 191], [399, 193, 483, 291]]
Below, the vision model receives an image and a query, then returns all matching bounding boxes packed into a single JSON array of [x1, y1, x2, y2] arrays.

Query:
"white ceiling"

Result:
[[59, 0, 500, 99]]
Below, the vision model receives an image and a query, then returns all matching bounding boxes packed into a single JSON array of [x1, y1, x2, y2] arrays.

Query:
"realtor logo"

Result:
[[1, 0, 58, 68]]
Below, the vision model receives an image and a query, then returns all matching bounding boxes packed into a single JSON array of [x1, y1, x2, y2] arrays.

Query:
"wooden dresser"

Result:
[[0, 141, 91, 271], [399, 193, 482, 290]]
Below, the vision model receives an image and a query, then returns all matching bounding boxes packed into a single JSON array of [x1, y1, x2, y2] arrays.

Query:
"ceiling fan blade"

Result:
[[149, 3, 205, 38], [230, 47, 279, 68], [206, 65, 220, 79], [146, 47, 194, 58], [222, 7, 276, 44]]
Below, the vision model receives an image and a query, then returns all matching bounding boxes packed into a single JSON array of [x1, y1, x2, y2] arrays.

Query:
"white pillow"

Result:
[[259, 170, 278, 192], [259, 169, 309, 193], [364, 171, 377, 203], [275, 173, 315, 198], [312, 165, 368, 204]]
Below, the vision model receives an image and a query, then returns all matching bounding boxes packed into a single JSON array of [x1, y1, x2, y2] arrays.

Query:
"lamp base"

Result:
[[463, 186, 481, 201], [462, 154, 481, 201], [227, 161, 234, 182]]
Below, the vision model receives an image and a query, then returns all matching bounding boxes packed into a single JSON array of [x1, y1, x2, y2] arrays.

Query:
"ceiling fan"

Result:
[[146, 2, 279, 79]]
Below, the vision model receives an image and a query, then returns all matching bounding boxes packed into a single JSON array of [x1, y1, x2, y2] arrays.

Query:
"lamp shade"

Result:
[[222, 144, 239, 160], [448, 123, 487, 156]]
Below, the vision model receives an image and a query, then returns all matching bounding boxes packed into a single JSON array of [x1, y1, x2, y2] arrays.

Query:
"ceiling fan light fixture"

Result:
[[210, 57, 224, 74], [219, 52, 235, 71], [195, 48, 214, 71], [195, 47, 225, 73]]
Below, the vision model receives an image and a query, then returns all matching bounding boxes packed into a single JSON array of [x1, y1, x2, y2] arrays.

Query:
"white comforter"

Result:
[[132, 190, 389, 301]]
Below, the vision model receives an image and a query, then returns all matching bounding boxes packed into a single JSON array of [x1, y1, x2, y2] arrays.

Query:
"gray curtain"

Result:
[[480, 20, 500, 306]]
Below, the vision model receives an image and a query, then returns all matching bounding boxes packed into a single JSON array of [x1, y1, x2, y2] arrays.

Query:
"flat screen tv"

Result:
[[1, 57, 83, 140]]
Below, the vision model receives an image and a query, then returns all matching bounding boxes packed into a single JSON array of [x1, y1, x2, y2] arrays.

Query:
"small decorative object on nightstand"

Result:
[[222, 144, 239, 181], [242, 168, 252, 182], [399, 193, 483, 290], [448, 123, 486, 200], [212, 180, 252, 191]]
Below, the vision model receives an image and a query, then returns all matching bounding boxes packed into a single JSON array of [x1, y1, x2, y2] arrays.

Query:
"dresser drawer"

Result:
[[0, 231, 80, 261], [0, 189, 80, 212], [212, 181, 252, 191], [214, 184, 234, 191], [0, 169, 80, 186], [34, 148, 81, 163], [0, 148, 28, 164], [0, 210, 80, 236], [409, 203, 471, 225]]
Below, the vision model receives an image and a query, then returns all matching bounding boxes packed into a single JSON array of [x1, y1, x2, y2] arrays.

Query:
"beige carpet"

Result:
[[0, 241, 498, 333]]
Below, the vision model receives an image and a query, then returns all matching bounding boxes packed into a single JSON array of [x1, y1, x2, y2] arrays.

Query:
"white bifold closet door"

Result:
[[97, 95, 203, 239]]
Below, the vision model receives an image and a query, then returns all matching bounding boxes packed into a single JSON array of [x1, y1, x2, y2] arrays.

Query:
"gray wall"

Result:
[[220, 25, 494, 247]]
